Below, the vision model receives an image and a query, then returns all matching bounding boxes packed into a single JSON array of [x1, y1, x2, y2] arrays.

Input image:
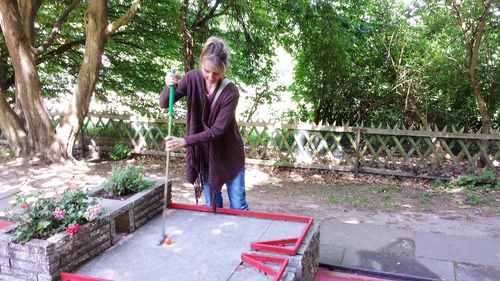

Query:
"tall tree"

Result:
[[285, 0, 374, 124], [449, 0, 494, 133], [178, 0, 238, 72], [176, 0, 283, 120], [0, 0, 138, 162]]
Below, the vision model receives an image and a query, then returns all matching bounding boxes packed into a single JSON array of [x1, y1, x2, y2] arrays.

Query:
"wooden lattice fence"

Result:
[[77, 113, 499, 178], [1, 112, 499, 178]]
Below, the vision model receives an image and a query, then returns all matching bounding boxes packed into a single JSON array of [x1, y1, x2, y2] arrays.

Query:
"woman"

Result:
[[160, 36, 249, 210]]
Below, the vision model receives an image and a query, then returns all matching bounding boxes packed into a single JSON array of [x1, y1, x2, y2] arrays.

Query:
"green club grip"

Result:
[[168, 70, 175, 118]]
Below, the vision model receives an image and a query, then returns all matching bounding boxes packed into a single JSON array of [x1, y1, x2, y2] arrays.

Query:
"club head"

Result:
[[158, 234, 167, 246]]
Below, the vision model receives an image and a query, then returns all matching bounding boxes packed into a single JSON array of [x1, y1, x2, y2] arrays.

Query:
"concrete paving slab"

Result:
[[74, 208, 310, 281], [0, 196, 15, 217], [99, 198, 130, 214], [0, 185, 20, 200], [320, 220, 415, 255], [415, 258, 456, 281], [256, 220, 306, 241], [340, 248, 453, 281], [415, 232, 500, 267], [227, 264, 269, 281], [230, 264, 295, 281], [455, 263, 500, 281], [318, 244, 345, 265]]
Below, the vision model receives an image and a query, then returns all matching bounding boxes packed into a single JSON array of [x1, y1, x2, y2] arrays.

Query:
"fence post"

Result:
[[355, 128, 361, 178]]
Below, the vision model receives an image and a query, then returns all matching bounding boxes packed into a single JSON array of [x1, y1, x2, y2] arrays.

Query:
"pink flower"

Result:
[[53, 208, 66, 219], [66, 223, 80, 235], [20, 203, 29, 209], [83, 204, 102, 222]]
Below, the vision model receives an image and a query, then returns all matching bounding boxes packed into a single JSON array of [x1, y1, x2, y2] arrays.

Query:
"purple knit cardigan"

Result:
[[159, 70, 245, 206]]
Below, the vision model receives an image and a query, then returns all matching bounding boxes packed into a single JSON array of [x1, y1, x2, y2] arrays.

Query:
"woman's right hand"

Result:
[[164, 70, 179, 87]]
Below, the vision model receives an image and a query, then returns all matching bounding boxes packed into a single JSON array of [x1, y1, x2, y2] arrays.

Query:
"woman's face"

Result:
[[201, 59, 224, 85]]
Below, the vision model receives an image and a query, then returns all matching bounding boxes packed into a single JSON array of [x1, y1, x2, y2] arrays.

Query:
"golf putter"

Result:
[[159, 69, 176, 246]]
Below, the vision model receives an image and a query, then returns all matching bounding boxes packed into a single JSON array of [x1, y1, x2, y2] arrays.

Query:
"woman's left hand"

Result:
[[165, 136, 186, 151]]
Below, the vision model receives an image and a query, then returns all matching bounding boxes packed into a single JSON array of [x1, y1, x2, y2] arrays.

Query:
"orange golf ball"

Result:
[[164, 237, 173, 245]]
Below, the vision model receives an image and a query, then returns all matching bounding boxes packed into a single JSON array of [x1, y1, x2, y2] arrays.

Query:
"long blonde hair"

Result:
[[199, 36, 230, 72]]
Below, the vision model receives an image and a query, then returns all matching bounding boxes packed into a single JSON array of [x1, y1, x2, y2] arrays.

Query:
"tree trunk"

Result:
[[14, 0, 41, 120], [180, 0, 195, 72], [57, 0, 108, 157], [56, 0, 138, 157], [0, 26, 25, 153], [17, 0, 42, 45], [468, 69, 490, 134], [0, 90, 28, 155], [0, 0, 66, 162], [451, 0, 492, 134]]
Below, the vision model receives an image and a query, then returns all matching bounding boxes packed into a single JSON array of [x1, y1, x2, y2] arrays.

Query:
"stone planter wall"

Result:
[[131, 178, 170, 230], [0, 219, 111, 281], [288, 221, 320, 281], [91, 178, 171, 243], [0, 178, 169, 281]]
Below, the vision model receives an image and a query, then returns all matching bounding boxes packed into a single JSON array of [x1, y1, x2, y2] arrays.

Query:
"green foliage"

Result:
[[1, 0, 497, 134], [279, 0, 498, 129], [430, 179, 446, 188], [450, 171, 498, 192], [0, 145, 16, 159], [326, 194, 340, 204], [272, 157, 292, 167], [417, 191, 438, 209], [6, 189, 103, 244], [85, 122, 129, 138], [450, 171, 498, 206], [464, 190, 490, 205], [242, 128, 271, 146], [109, 143, 134, 160], [373, 185, 401, 194], [103, 163, 153, 196]]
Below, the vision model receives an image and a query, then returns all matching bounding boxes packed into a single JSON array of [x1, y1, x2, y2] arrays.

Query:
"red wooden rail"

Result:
[[60, 272, 112, 281], [241, 252, 288, 281]]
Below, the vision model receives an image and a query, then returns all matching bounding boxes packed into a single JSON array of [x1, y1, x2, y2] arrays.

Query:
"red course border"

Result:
[[169, 202, 314, 280], [60, 202, 314, 281]]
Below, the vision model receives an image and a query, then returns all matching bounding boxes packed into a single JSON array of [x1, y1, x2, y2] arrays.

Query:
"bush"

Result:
[[6, 189, 103, 243], [109, 143, 134, 160], [0, 145, 16, 159], [103, 163, 153, 196], [450, 170, 498, 192]]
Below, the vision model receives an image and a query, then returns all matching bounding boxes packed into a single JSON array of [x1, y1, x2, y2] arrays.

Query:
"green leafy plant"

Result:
[[272, 157, 292, 168], [450, 170, 498, 206], [0, 145, 16, 159], [6, 189, 103, 243], [103, 163, 153, 196], [465, 190, 490, 205], [109, 143, 134, 160], [450, 170, 498, 192], [326, 194, 340, 204]]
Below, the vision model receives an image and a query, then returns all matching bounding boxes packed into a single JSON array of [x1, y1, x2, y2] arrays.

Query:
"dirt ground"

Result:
[[1, 156, 499, 240]]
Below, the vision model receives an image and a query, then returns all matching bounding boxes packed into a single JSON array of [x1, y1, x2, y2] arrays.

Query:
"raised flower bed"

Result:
[[0, 177, 170, 281], [90, 177, 171, 243], [0, 218, 112, 281]]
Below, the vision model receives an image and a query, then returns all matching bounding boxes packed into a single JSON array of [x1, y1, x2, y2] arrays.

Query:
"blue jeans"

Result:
[[203, 168, 249, 210]]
